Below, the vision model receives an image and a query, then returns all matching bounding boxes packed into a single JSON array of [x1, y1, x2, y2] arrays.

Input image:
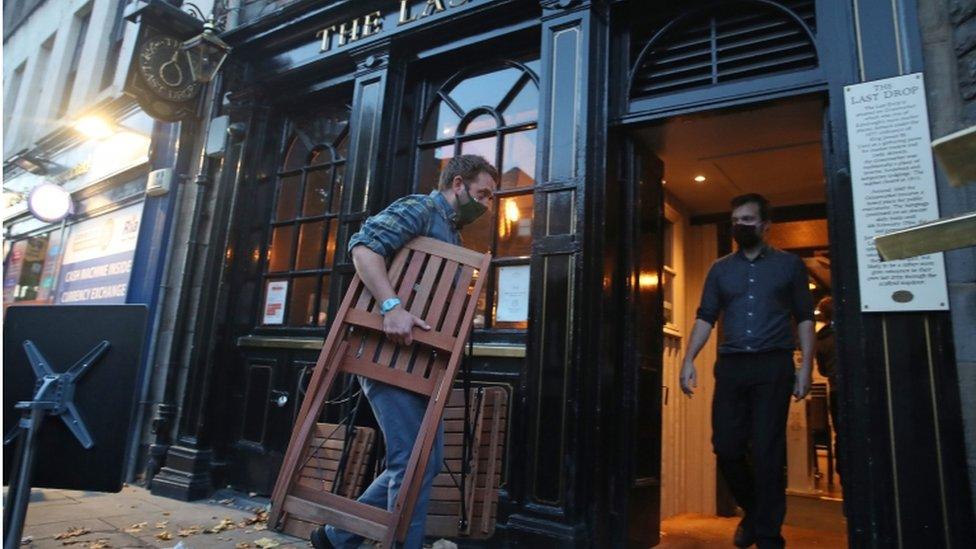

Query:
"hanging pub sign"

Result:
[[122, 0, 205, 121], [844, 73, 949, 312]]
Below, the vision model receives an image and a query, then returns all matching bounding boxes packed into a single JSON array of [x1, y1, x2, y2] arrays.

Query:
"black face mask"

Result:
[[732, 223, 762, 249]]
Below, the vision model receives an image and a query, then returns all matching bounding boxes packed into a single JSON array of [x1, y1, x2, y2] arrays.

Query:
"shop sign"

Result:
[[844, 73, 949, 311], [48, 160, 91, 186], [3, 240, 28, 304], [314, 0, 479, 53], [55, 203, 143, 304]]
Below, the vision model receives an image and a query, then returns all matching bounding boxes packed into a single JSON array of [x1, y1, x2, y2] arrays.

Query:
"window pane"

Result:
[[496, 194, 533, 257], [417, 144, 454, 194], [268, 226, 295, 272], [275, 175, 301, 221], [501, 79, 538, 126], [323, 221, 339, 268], [501, 130, 537, 189], [336, 131, 349, 160], [472, 270, 487, 329], [283, 138, 309, 171], [422, 99, 461, 142], [309, 146, 334, 166], [448, 67, 522, 113], [460, 137, 497, 170], [331, 164, 344, 213], [463, 113, 496, 134], [303, 168, 330, 217], [296, 221, 325, 271], [317, 274, 332, 326], [288, 276, 318, 325]]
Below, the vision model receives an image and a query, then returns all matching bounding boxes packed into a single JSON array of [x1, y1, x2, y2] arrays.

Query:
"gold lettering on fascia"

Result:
[[316, 10, 382, 52], [317, 0, 471, 53]]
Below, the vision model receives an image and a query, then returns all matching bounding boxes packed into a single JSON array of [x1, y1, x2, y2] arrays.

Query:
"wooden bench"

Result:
[[426, 385, 508, 539], [281, 422, 376, 539]]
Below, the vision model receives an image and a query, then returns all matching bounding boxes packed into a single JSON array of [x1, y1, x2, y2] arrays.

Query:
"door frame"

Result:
[[608, 86, 837, 545]]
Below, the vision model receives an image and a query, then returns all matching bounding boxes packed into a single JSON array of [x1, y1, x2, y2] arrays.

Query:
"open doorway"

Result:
[[630, 94, 847, 547]]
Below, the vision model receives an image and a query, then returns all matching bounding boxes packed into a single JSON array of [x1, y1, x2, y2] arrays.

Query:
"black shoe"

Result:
[[310, 526, 335, 549], [733, 518, 757, 547]]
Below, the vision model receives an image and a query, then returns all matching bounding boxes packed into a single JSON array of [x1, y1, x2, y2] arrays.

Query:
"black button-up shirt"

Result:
[[696, 246, 814, 354]]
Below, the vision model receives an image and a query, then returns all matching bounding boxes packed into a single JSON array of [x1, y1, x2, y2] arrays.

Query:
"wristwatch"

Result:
[[380, 297, 402, 315]]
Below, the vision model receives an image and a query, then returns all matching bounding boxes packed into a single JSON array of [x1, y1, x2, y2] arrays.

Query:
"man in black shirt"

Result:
[[680, 193, 815, 549]]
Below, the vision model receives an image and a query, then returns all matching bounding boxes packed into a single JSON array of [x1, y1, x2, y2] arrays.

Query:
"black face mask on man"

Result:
[[732, 223, 762, 249]]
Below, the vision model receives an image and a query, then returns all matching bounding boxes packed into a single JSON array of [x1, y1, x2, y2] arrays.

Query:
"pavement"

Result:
[[12, 486, 307, 548], [10, 486, 847, 548]]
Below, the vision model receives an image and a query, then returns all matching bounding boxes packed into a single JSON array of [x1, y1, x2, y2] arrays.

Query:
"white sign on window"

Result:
[[844, 73, 948, 312], [495, 265, 530, 323], [263, 280, 288, 324]]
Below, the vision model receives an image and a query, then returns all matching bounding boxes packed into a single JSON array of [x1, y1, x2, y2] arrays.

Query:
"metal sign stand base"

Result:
[[2, 340, 109, 549]]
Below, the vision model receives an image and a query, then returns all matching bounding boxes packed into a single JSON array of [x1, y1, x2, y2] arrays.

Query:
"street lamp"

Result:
[[27, 184, 74, 223], [180, 17, 231, 84]]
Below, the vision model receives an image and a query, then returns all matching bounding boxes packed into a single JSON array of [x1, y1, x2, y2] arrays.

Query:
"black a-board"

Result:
[[3, 304, 148, 491]]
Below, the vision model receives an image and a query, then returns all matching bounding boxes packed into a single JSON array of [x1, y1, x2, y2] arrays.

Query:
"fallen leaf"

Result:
[[177, 526, 202, 537], [154, 521, 168, 529], [207, 518, 236, 534], [218, 498, 235, 505], [253, 538, 279, 548], [162, 512, 171, 517], [253, 524, 267, 531], [235, 544, 250, 549], [154, 531, 172, 541], [240, 509, 269, 527], [87, 540, 110, 549], [123, 522, 147, 533], [55, 528, 90, 540]]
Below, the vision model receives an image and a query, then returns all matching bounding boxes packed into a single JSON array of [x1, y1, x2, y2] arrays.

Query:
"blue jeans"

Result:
[[326, 377, 444, 549]]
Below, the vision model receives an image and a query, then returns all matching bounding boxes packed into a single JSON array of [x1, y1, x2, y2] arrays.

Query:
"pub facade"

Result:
[[139, 0, 976, 546]]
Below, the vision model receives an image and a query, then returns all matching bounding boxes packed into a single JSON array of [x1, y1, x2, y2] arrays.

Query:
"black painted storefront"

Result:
[[150, 1, 975, 547]]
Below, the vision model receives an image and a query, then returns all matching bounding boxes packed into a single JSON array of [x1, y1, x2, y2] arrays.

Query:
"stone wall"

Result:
[[918, 0, 976, 519]]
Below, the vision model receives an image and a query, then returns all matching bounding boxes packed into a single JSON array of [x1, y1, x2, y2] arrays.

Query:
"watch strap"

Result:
[[380, 297, 402, 315]]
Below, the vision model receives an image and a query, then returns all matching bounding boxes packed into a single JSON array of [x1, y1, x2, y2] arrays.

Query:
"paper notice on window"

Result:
[[844, 73, 948, 311], [495, 265, 530, 322], [263, 281, 288, 324]]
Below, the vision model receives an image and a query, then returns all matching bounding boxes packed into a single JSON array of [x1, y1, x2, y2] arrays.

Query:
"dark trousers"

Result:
[[712, 351, 795, 548]]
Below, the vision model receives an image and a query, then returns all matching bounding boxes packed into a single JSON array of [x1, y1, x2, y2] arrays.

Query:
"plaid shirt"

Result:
[[348, 190, 460, 259]]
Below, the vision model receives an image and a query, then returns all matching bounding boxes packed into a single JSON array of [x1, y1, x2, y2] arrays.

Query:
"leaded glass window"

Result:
[[417, 59, 540, 330], [262, 104, 350, 327]]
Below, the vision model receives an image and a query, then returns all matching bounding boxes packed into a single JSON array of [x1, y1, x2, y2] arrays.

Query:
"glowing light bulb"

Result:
[[505, 199, 520, 223]]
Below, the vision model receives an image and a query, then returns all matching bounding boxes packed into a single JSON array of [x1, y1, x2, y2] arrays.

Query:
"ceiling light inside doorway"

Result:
[[693, 175, 707, 183]]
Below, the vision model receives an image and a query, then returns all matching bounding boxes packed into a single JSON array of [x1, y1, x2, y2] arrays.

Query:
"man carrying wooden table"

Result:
[[311, 155, 497, 549]]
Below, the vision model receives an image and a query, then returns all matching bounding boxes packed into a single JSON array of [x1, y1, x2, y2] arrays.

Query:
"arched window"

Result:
[[630, 0, 818, 101], [416, 58, 540, 330], [263, 103, 350, 327]]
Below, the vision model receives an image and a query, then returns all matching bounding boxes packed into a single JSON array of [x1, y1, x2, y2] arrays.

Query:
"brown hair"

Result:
[[438, 154, 499, 190]]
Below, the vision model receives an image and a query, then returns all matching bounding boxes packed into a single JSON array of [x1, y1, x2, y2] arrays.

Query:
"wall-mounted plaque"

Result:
[[844, 73, 948, 312]]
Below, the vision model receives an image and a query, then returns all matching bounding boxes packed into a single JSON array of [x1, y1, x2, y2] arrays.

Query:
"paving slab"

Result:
[[15, 486, 305, 548]]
